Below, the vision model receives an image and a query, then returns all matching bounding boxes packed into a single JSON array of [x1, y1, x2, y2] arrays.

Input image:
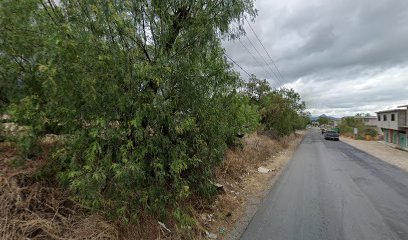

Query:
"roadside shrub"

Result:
[[341, 125, 353, 135], [339, 117, 365, 137], [220, 94, 260, 148], [364, 128, 378, 137]]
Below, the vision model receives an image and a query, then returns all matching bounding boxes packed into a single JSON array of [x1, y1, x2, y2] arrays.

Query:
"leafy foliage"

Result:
[[363, 128, 378, 137], [339, 117, 364, 136], [246, 74, 271, 102], [1, 0, 309, 227], [1, 0, 258, 222], [244, 77, 309, 136], [339, 116, 378, 138], [318, 116, 330, 125]]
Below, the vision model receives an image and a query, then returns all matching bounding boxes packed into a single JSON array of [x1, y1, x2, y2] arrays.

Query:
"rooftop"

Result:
[[355, 116, 377, 119], [376, 109, 407, 114]]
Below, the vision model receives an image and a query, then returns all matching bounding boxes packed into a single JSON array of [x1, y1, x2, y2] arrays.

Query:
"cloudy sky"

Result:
[[223, 0, 408, 117]]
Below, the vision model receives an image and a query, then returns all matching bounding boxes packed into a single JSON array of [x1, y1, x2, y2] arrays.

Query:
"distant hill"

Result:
[[310, 114, 340, 121]]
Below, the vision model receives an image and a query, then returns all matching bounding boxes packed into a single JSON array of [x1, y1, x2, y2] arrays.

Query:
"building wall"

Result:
[[398, 111, 407, 127], [359, 117, 377, 126], [406, 110, 408, 126], [377, 112, 402, 130], [368, 118, 378, 126], [377, 107, 408, 149]]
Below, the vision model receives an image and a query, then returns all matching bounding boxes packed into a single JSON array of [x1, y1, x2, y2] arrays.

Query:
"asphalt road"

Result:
[[241, 128, 408, 240]]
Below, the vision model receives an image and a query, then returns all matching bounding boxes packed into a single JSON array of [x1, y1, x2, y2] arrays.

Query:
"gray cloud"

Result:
[[224, 0, 408, 116]]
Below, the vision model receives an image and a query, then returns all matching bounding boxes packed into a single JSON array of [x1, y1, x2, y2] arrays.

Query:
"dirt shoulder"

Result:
[[341, 137, 408, 172], [203, 131, 306, 240]]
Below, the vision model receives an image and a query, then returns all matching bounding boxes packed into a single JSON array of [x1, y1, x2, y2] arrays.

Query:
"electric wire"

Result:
[[245, 19, 286, 84], [224, 52, 252, 78], [237, 38, 277, 82], [243, 33, 283, 86]]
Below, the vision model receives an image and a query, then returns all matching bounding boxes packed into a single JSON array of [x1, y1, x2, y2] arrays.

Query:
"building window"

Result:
[[383, 114, 387, 121], [378, 115, 381, 121], [391, 114, 395, 121]]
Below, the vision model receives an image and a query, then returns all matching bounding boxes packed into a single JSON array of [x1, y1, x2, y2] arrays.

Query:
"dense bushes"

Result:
[[364, 128, 378, 137], [1, 0, 306, 225], [245, 76, 310, 136]]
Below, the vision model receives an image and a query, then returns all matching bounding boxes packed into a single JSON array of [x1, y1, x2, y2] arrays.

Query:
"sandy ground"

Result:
[[341, 137, 408, 172]]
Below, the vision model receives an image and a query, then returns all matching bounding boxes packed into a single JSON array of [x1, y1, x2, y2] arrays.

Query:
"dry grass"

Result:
[[0, 142, 197, 240], [0, 142, 118, 240], [215, 132, 296, 182], [198, 132, 302, 239], [118, 215, 180, 240]]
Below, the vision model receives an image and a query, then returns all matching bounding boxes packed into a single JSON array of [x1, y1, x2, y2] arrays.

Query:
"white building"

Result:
[[376, 105, 408, 149]]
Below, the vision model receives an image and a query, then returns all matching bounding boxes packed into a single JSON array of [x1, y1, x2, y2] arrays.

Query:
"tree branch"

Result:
[[164, 6, 191, 54]]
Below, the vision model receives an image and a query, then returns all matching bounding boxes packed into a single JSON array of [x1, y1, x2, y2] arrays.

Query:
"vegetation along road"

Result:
[[241, 128, 408, 240]]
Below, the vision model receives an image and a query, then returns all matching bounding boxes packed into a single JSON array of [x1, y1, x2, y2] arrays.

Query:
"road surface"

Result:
[[241, 128, 408, 240]]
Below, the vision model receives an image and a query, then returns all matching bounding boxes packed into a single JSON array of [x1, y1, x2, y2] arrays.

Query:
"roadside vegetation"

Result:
[[339, 116, 378, 139], [0, 0, 309, 238], [317, 116, 330, 125]]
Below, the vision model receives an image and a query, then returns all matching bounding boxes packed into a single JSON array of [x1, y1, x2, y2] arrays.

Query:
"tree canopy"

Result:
[[244, 76, 309, 136], [318, 116, 330, 125]]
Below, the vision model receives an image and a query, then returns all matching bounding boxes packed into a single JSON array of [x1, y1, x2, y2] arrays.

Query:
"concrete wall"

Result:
[[406, 109, 408, 126], [377, 111, 404, 130], [356, 117, 377, 126], [398, 111, 407, 127], [367, 118, 378, 126]]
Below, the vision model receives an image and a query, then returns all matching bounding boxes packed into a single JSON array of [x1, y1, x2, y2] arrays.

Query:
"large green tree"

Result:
[[246, 74, 271, 102], [259, 88, 307, 136], [318, 116, 330, 125], [0, 0, 257, 221], [244, 76, 308, 136]]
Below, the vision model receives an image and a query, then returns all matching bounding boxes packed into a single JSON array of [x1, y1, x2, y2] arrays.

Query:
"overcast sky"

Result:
[[223, 0, 408, 117]]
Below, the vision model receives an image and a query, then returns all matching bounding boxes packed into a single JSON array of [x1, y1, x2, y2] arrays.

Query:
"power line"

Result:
[[225, 22, 287, 87], [237, 38, 276, 82], [245, 19, 286, 84], [229, 24, 284, 87], [245, 18, 285, 82], [243, 33, 283, 86], [224, 52, 252, 78]]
